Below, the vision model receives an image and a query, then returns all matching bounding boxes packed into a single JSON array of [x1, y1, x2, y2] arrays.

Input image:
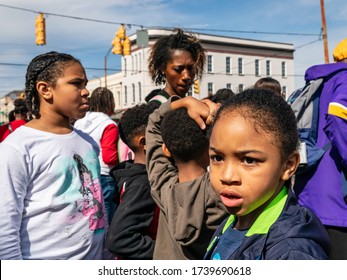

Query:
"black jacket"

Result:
[[105, 160, 159, 259]]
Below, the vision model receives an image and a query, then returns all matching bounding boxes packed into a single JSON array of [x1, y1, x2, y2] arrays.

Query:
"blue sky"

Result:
[[0, 0, 346, 97]]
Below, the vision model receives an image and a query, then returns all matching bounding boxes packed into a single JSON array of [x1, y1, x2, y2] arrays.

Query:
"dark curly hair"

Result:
[[13, 98, 29, 115], [213, 88, 299, 161], [118, 104, 156, 151], [25, 51, 82, 118], [148, 29, 206, 85], [161, 107, 209, 163]]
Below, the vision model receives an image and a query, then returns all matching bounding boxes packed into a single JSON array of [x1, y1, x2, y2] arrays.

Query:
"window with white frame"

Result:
[[124, 85, 127, 104], [226, 57, 232, 74], [124, 58, 127, 76], [238, 58, 244, 75], [138, 82, 142, 101], [281, 61, 287, 78], [282, 85, 287, 95], [139, 55, 142, 72], [135, 54, 138, 73], [207, 55, 213, 73], [255, 59, 261, 76], [226, 83, 232, 90], [208, 82, 214, 96], [266, 60, 271, 76], [238, 84, 244, 93], [131, 56, 134, 75], [132, 83, 135, 103]]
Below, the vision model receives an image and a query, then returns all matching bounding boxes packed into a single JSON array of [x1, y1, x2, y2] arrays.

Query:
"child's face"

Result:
[[209, 112, 288, 229], [50, 63, 90, 121], [163, 49, 195, 98]]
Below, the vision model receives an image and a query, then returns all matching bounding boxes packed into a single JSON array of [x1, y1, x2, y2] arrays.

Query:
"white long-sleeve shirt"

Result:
[[0, 126, 105, 259]]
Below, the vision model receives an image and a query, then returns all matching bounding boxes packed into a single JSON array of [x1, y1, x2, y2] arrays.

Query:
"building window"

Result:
[[255, 59, 260, 76], [208, 82, 214, 96], [266, 60, 271, 76], [124, 85, 127, 104], [238, 58, 244, 75], [131, 56, 134, 75], [226, 57, 231, 74], [135, 54, 138, 73], [138, 82, 142, 101], [282, 61, 287, 78], [282, 86, 287, 95], [226, 83, 232, 90], [132, 83, 135, 103], [207, 55, 213, 73], [138, 55, 142, 72], [238, 84, 244, 93]]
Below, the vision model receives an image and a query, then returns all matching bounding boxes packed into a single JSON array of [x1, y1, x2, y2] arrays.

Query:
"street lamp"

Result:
[[92, 75, 102, 87]]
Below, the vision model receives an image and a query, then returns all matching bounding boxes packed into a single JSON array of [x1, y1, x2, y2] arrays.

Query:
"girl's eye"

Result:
[[210, 155, 223, 163], [243, 157, 257, 165]]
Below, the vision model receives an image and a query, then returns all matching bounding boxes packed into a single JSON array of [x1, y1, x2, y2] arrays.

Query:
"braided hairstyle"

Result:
[[148, 29, 206, 85], [25, 51, 81, 118]]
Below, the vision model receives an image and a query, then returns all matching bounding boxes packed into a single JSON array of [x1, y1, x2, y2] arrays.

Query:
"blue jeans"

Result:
[[100, 175, 118, 224]]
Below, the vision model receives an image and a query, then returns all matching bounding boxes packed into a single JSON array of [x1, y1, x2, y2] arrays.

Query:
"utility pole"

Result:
[[104, 46, 113, 88], [320, 0, 329, 63]]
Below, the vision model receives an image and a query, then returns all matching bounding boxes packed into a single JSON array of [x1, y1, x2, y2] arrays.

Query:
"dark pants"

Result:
[[325, 226, 347, 260]]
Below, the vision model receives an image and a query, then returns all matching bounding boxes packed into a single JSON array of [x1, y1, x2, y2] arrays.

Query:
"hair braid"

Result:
[[24, 51, 81, 118]]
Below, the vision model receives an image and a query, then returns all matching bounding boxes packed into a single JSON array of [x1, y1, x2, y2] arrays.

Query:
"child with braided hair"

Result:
[[0, 51, 106, 259]]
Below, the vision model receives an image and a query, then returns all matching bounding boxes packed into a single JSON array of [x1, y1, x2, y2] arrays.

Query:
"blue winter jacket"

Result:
[[204, 187, 331, 260]]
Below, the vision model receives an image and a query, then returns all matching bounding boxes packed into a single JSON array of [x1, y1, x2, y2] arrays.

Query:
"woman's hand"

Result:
[[171, 96, 219, 129]]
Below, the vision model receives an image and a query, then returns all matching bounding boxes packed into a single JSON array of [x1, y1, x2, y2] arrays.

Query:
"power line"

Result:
[[0, 3, 320, 37]]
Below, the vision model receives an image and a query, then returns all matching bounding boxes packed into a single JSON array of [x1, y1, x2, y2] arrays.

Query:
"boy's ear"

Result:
[[281, 151, 300, 181], [36, 81, 53, 100], [138, 136, 146, 150], [162, 143, 172, 158]]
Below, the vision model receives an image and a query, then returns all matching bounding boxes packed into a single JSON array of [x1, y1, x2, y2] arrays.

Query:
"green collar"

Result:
[[222, 187, 288, 236]]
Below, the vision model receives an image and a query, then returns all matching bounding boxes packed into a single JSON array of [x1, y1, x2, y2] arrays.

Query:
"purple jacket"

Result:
[[294, 62, 347, 228]]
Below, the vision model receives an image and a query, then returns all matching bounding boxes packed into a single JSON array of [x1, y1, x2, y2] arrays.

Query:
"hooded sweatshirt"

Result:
[[293, 62, 347, 228], [105, 161, 159, 259], [74, 112, 119, 175]]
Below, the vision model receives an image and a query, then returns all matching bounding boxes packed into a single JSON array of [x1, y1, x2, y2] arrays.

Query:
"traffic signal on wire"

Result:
[[112, 24, 131, 55], [194, 80, 200, 94], [35, 13, 46, 45]]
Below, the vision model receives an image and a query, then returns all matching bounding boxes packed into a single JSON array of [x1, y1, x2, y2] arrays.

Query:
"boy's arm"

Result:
[[146, 97, 179, 211]]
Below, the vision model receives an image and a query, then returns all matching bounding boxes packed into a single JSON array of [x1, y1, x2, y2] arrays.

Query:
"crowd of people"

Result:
[[0, 30, 346, 260]]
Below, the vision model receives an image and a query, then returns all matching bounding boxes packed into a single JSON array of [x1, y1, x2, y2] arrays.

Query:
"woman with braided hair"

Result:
[[146, 28, 206, 107], [0, 51, 106, 259]]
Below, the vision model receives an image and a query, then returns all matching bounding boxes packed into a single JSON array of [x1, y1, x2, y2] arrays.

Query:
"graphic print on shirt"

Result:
[[74, 154, 105, 231]]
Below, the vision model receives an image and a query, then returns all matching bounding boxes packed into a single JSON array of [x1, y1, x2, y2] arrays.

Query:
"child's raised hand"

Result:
[[171, 96, 210, 130]]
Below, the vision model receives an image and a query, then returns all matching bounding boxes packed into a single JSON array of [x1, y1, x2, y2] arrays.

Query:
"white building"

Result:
[[88, 28, 295, 112]]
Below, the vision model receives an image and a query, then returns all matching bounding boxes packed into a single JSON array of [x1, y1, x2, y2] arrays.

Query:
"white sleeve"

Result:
[[0, 142, 30, 259]]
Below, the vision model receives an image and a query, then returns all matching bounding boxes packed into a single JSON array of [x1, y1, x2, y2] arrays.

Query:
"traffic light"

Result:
[[194, 80, 200, 94], [35, 13, 46, 45], [123, 37, 131, 55], [111, 24, 131, 56], [112, 36, 122, 55]]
